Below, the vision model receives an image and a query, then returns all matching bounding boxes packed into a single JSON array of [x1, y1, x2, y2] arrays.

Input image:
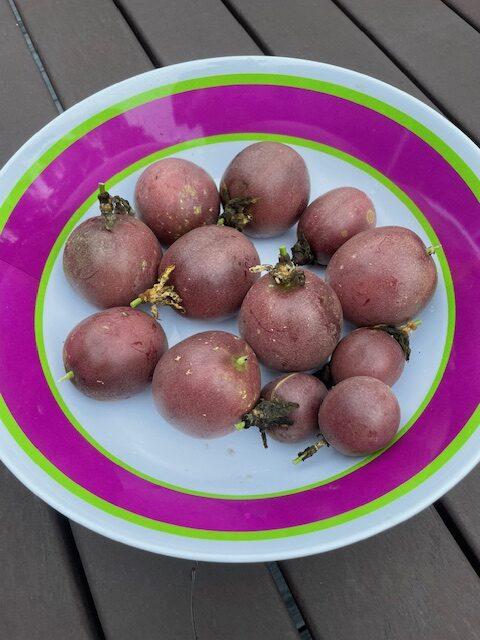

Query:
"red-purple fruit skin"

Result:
[[298, 187, 376, 264], [63, 307, 167, 400], [262, 373, 327, 443], [239, 270, 343, 371], [330, 328, 405, 386], [63, 216, 162, 308], [135, 158, 219, 245], [319, 376, 400, 456], [326, 226, 437, 325], [159, 225, 260, 320], [220, 141, 310, 238], [152, 331, 261, 438]]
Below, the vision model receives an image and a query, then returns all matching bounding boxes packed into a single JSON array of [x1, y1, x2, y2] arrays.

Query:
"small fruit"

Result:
[[152, 331, 261, 438], [292, 187, 376, 265], [62, 307, 167, 400], [135, 158, 219, 244], [63, 185, 162, 308], [326, 226, 438, 325], [220, 141, 310, 237]]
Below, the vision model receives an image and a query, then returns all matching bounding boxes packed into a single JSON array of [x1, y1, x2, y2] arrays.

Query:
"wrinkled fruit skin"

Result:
[[298, 187, 376, 264], [319, 376, 400, 456], [239, 270, 343, 371], [159, 225, 260, 320], [262, 373, 327, 443], [331, 328, 405, 386], [63, 307, 167, 400], [135, 158, 220, 245], [152, 331, 261, 438], [220, 141, 310, 238], [63, 215, 162, 308], [326, 226, 437, 325]]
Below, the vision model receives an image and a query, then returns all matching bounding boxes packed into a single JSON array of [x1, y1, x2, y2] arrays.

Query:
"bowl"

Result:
[[0, 56, 478, 562]]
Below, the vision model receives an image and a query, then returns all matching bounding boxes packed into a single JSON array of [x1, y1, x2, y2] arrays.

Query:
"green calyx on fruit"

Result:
[[250, 246, 306, 289], [98, 183, 134, 231], [426, 244, 441, 255], [130, 265, 185, 318], [372, 319, 421, 361], [232, 355, 249, 372], [235, 398, 299, 448], [291, 232, 315, 265], [293, 437, 328, 464]]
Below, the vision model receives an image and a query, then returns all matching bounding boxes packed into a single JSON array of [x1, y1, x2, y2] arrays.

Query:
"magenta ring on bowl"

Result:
[[0, 73, 478, 540]]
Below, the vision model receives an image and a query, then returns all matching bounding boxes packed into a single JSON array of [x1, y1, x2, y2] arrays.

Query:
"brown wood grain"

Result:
[[336, 0, 480, 141]]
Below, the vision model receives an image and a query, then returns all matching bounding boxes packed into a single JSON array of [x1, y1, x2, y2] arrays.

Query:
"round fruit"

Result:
[[152, 331, 261, 438], [239, 247, 342, 371], [63, 185, 162, 308], [220, 141, 310, 237], [318, 376, 400, 456], [292, 187, 376, 265], [262, 373, 327, 443], [136, 225, 260, 320], [326, 226, 437, 325], [135, 158, 219, 245], [62, 307, 167, 400], [330, 327, 406, 386]]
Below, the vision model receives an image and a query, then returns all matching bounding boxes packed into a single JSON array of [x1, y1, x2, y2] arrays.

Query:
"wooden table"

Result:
[[1, 1, 479, 638]]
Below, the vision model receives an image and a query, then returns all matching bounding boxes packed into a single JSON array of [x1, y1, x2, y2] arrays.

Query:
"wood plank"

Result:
[[224, 0, 428, 100], [15, 0, 152, 107], [73, 525, 298, 640], [117, 0, 261, 64], [444, 0, 480, 30], [442, 466, 480, 557], [282, 509, 480, 640], [12, 2, 299, 636], [0, 464, 98, 639], [0, 0, 57, 162], [336, 0, 480, 141]]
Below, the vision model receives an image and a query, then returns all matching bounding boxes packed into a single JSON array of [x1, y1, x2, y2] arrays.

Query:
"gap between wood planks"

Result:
[[7, 0, 480, 637]]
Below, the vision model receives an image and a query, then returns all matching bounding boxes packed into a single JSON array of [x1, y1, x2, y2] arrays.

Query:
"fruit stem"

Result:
[[238, 398, 299, 449], [400, 319, 422, 333], [427, 244, 441, 255], [293, 438, 328, 464], [131, 265, 185, 318], [98, 183, 134, 230], [58, 370, 74, 383], [250, 247, 306, 289]]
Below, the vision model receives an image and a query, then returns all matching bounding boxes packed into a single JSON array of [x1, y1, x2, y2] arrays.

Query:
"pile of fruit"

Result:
[[60, 141, 438, 464]]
